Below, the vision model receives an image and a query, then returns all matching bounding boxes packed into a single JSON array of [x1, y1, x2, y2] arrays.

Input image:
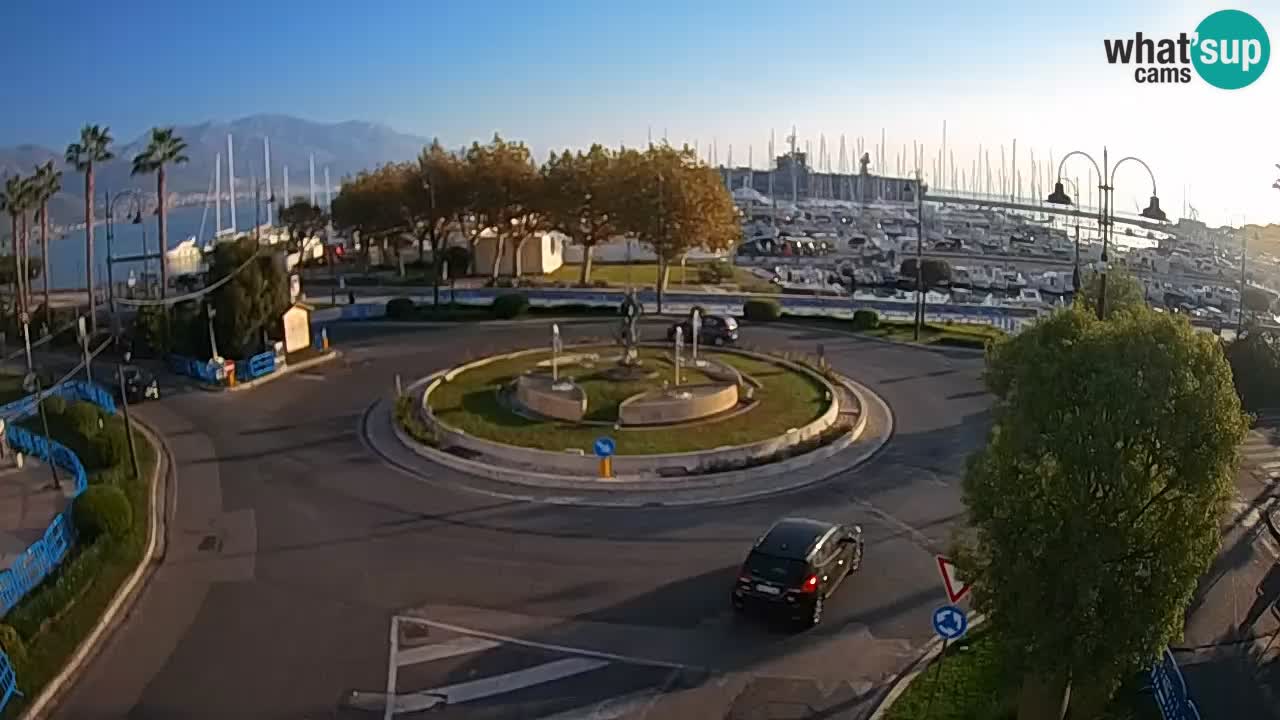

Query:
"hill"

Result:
[[0, 114, 433, 231]]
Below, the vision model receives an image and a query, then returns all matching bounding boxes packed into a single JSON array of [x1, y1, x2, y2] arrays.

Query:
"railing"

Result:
[[0, 380, 113, 713], [167, 354, 223, 385]]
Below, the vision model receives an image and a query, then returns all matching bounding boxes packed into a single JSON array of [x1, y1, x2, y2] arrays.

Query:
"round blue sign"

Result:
[[593, 437, 616, 458], [932, 605, 968, 640]]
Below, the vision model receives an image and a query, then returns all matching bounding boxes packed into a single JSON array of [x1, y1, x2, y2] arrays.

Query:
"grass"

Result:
[[548, 262, 779, 294], [778, 316, 1006, 349], [1, 404, 158, 720], [387, 303, 621, 323], [884, 629, 1162, 720], [0, 374, 26, 405], [426, 346, 828, 454]]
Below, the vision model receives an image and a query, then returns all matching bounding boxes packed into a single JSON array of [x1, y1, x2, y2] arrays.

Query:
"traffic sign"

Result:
[[932, 605, 968, 640], [936, 556, 970, 603], [593, 437, 616, 458]]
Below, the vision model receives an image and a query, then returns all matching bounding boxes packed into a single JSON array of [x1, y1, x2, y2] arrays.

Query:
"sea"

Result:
[[41, 200, 262, 290]]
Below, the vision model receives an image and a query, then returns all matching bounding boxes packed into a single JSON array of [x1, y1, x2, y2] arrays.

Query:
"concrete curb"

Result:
[[866, 614, 988, 720], [19, 417, 170, 720], [1265, 498, 1280, 544], [224, 351, 341, 393]]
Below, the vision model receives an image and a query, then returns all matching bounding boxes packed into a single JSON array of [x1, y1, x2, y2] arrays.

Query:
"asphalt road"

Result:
[[56, 320, 992, 720]]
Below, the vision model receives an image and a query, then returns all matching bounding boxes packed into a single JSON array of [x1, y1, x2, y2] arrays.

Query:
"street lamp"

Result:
[[1046, 148, 1166, 319], [908, 177, 927, 340]]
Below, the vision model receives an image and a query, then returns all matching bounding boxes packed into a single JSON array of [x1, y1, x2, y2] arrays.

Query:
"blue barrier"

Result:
[[0, 649, 18, 713], [0, 379, 117, 421], [166, 354, 222, 384]]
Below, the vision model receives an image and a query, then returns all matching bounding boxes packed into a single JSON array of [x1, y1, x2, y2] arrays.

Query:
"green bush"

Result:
[[491, 293, 530, 319], [385, 297, 416, 320], [40, 395, 67, 417], [852, 309, 881, 330], [90, 424, 130, 470], [65, 401, 103, 439], [72, 485, 133, 541], [0, 623, 25, 666], [742, 299, 782, 322], [697, 261, 735, 284]]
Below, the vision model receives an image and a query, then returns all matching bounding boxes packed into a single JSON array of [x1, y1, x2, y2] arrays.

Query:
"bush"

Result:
[[742, 299, 782, 322], [72, 484, 133, 542], [90, 423, 130, 470], [0, 623, 25, 666], [65, 401, 103, 439], [852, 309, 881, 330], [385, 297, 416, 320], [40, 395, 67, 417], [491, 293, 530, 319], [697, 261, 735, 284]]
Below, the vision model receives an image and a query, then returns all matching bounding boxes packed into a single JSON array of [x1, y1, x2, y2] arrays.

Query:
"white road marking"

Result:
[[298, 373, 327, 381], [530, 687, 665, 720], [1260, 461, 1280, 471], [391, 615, 694, 670], [396, 636, 501, 667], [384, 617, 400, 720], [393, 658, 610, 714]]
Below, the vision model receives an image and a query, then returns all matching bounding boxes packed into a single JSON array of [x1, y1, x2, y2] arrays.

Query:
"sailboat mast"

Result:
[[215, 152, 222, 236], [227, 134, 238, 232], [264, 138, 273, 225], [283, 166, 290, 207], [309, 155, 317, 207]]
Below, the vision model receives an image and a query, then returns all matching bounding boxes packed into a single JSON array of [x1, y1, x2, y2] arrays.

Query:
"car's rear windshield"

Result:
[[744, 551, 808, 585]]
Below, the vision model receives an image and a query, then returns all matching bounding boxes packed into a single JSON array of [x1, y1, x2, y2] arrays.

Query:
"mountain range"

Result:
[[0, 114, 433, 230]]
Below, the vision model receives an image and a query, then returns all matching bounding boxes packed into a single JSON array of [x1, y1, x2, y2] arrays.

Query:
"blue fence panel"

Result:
[[166, 354, 223, 384], [0, 647, 18, 711], [247, 351, 275, 379]]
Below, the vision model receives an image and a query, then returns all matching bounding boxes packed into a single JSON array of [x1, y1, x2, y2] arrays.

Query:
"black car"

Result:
[[118, 366, 160, 403], [732, 518, 863, 628], [666, 314, 739, 346]]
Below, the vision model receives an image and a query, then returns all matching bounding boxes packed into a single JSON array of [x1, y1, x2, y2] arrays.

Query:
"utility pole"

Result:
[[1238, 222, 1248, 337], [914, 176, 926, 341], [117, 360, 141, 481]]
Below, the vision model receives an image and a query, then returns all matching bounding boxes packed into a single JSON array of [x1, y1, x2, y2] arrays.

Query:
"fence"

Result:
[[237, 351, 276, 381], [166, 355, 223, 385], [0, 380, 113, 714]]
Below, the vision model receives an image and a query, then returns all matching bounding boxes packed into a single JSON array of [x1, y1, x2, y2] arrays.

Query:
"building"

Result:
[[470, 230, 566, 276], [719, 151, 923, 204]]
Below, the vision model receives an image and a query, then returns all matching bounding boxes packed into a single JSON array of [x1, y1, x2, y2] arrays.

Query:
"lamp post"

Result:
[[1046, 148, 1166, 319], [105, 190, 144, 322], [909, 177, 927, 341], [1057, 177, 1083, 296]]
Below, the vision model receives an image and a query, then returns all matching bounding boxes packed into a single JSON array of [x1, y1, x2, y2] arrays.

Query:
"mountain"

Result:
[[0, 114, 433, 231]]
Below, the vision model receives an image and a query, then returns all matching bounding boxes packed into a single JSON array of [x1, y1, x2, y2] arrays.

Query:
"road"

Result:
[[55, 320, 991, 719]]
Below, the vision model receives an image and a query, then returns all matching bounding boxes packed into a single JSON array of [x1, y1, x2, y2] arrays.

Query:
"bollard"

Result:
[[395, 374, 403, 397], [322, 327, 330, 351], [599, 457, 613, 479]]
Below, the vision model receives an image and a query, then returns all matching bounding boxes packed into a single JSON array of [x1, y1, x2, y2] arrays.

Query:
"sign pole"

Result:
[[922, 638, 948, 718]]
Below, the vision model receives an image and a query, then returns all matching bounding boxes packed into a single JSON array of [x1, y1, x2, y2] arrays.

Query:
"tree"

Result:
[[131, 127, 189, 301], [0, 174, 36, 320], [207, 237, 289, 359], [542, 145, 622, 285], [1224, 328, 1280, 411], [65, 125, 114, 334], [1077, 267, 1146, 318], [1241, 287, 1272, 316], [956, 305, 1247, 718], [898, 257, 951, 288], [278, 200, 329, 255], [406, 140, 464, 307], [613, 144, 738, 311], [466, 135, 540, 280], [331, 163, 411, 274], [32, 161, 61, 326]]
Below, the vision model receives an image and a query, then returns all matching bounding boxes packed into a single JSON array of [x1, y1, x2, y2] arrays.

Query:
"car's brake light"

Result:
[[738, 564, 752, 582], [801, 575, 818, 593]]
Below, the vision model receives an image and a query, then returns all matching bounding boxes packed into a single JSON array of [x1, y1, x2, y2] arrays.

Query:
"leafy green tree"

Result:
[[408, 140, 464, 306], [32, 161, 61, 325], [1224, 328, 1280, 411], [1241, 287, 1272, 316], [278, 200, 329, 254], [131, 127, 189, 301], [543, 144, 623, 285], [1077, 267, 1146, 318], [956, 306, 1247, 718], [65, 124, 114, 334], [207, 237, 289, 359], [0, 175, 30, 323], [466, 135, 541, 280]]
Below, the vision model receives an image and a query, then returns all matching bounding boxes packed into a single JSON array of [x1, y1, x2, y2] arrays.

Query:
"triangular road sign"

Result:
[[936, 556, 970, 603]]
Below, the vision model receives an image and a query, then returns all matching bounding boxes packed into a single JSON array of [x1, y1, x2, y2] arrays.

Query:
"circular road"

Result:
[[55, 319, 992, 720]]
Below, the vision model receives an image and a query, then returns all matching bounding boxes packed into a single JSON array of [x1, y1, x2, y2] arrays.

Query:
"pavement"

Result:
[[0, 457, 74, 568], [51, 319, 991, 719], [1176, 418, 1280, 719]]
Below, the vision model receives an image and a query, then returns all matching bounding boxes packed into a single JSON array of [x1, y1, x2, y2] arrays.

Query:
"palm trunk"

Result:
[[430, 231, 441, 308], [510, 237, 524, 278], [40, 203, 50, 326], [18, 212, 29, 318], [657, 256, 669, 314], [579, 245, 593, 285], [85, 165, 96, 334], [8, 214, 18, 325], [157, 167, 167, 300], [490, 234, 504, 280]]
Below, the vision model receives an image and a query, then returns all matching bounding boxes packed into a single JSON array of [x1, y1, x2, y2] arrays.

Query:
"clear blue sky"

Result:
[[2, 0, 1277, 224]]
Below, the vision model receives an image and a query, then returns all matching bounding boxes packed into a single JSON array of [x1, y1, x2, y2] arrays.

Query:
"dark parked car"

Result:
[[732, 517, 863, 628], [666, 314, 739, 346], [117, 366, 159, 403]]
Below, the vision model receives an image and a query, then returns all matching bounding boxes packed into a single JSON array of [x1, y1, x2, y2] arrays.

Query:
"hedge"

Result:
[[72, 485, 133, 542], [385, 297, 416, 320], [491, 293, 531, 319], [851, 309, 880, 330], [742, 299, 782, 322]]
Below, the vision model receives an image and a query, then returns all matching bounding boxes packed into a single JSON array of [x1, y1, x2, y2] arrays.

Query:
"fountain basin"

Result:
[[515, 373, 587, 422], [618, 383, 739, 426]]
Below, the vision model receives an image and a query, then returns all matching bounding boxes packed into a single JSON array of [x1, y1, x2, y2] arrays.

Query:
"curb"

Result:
[[866, 614, 988, 720], [19, 417, 170, 720], [1266, 498, 1280, 544], [224, 351, 341, 393]]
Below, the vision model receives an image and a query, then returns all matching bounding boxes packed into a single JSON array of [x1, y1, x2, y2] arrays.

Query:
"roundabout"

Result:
[[51, 318, 994, 720]]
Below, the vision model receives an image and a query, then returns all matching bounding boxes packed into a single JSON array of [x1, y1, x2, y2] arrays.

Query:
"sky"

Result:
[[2, 0, 1277, 227]]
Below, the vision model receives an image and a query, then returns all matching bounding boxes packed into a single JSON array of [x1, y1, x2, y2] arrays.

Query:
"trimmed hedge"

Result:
[[72, 485, 133, 542], [0, 625, 24, 667], [491, 293, 530, 319], [851, 309, 880, 330], [385, 297, 416, 320], [742, 299, 782, 322], [39, 395, 67, 417], [64, 401, 102, 439], [89, 424, 130, 471]]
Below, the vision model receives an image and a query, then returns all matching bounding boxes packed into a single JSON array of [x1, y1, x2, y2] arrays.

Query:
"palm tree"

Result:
[[0, 174, 25, 323], [66, 125, 114, 334], [131, 127, 188, 300], [33, 161, 62, 325]]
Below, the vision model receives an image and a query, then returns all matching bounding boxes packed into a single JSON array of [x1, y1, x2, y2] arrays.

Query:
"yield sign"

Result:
[[936, 556, 970, 603]]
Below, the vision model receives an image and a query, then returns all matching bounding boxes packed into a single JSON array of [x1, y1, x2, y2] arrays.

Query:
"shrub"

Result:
[[0, 623, 25, 666], [72, 485, 133, 542], [385, 297, 416, 320], [90, 423, 130, 470], [742, 299, 782, 322], [65, 401, 103, 439], [852, 309, 881, 330], [491, 293, 530, 319], [697, 261, 735, 284], [40, 395, 67, 417]]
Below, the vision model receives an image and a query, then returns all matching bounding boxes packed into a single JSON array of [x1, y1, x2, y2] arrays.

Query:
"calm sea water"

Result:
[[44, 199, 269, 290]]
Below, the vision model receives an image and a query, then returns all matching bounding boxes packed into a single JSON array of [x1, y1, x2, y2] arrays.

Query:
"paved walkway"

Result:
[[0, 457, 75, 567]]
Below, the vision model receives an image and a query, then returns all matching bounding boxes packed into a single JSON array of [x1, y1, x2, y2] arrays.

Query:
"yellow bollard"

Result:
[[600, 457, 613, 479]]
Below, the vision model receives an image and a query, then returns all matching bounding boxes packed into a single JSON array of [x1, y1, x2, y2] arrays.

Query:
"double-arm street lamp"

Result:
[[1046, 148, 1167, 319], [104, 189, 145, 326]]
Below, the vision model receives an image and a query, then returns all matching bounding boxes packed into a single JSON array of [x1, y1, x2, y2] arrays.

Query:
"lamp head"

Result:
[[1141, 195, 1167, 222], [1046, 181, 1073, 206], [130, 210, 143, 224]]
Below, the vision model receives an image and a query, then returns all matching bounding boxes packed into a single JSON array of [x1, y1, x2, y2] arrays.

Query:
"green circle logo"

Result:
[[1192, 10, 1270, 89]]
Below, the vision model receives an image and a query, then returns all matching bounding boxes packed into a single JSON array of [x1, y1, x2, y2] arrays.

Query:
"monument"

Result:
[[607, 290, 656, 380]]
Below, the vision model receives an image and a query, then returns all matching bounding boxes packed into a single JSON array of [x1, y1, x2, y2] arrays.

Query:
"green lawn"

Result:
[[885, 630, 1161, 720], [780, 316, 1005, 349], [427, 347, 828, 454], [0, 374, 26, 405], [549, 262, 779, 294]]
